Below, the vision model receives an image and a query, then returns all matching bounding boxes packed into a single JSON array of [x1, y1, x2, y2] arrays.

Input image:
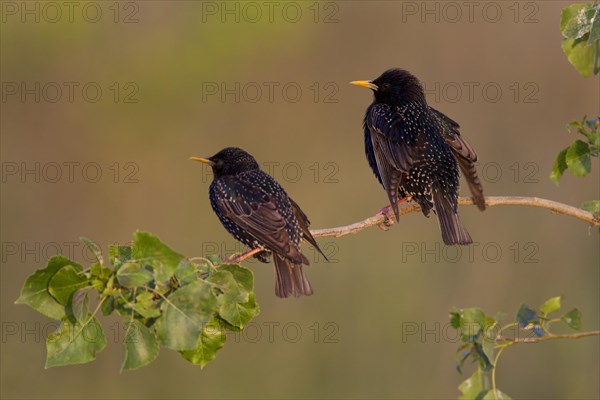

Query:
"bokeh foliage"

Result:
[[452, 297, 586, 399], [16, 232, 259, 371]]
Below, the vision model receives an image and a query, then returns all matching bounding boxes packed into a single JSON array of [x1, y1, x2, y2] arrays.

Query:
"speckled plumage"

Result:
[[356, 69, 485, 245], [203, 147, 325, 298]]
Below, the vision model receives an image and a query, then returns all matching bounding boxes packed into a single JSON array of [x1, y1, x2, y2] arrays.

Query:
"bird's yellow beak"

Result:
[[350, 80, 378, 90], [190, 157, 214, 166]]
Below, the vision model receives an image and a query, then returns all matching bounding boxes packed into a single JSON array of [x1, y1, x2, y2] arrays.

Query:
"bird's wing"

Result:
[[365, 103, 420, 219], [366, 103, 417, 173], [430, 107, 486, 210], [213, 176, 306, 263], [430, 108, 477, 162], [288, 197, 328, 261]]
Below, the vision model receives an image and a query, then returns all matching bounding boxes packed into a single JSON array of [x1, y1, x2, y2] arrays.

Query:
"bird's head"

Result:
[[190, 147, 260, 178], [351, 68, 425, 105]]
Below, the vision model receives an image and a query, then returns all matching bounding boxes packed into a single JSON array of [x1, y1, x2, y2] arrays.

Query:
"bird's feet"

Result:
[[377, 206, 395, 231], [376, 196, 412, 231], [222, 248, 263, 264]]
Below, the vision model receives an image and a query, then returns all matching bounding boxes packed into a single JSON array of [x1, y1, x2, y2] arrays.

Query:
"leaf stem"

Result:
[[491, 345, 509, 400], [189, 257, 218, 272], [500, 330, 600, 344]]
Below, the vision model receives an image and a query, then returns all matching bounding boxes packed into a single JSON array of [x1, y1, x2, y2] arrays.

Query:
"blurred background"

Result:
[[1, 1, 598, 398]]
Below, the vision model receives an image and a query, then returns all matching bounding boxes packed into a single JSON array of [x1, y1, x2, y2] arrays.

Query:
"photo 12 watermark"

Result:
[[1, 320, 341, 345], [1, 161, 140, 184], [399, 1, 540, 24], [200, 240, 338, 264], [200, 81, 340, 104], [400, 320, 541, 344], [1, 82, 140, 104], [477, 161, 540, 185], [197, 160, 340, 184], [423, 81, 540, 104], [199, 1, 340, 24], [1, 1, 140, 24], [400, 241, 540, 264]]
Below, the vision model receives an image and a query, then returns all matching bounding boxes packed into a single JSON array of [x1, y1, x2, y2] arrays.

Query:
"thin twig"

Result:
[[500, 330, 600, 344], [310, 196, 600, 238]]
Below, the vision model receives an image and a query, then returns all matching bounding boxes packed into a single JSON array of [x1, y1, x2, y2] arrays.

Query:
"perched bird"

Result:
[[351, 69, 485, 245], [191, 147, 326, 298]]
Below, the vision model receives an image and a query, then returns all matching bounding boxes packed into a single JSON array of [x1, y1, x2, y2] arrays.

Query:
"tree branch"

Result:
[[310, 196, 600, 238], [500, 330, 600, 344]]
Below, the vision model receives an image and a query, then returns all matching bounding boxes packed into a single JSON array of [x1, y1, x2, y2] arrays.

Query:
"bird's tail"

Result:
[[456, 157, 486, 211], [273, 255, 313, 298], [433, 189, 472, 245]]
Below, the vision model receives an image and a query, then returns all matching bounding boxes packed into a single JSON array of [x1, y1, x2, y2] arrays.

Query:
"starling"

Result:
[[351, 68, 485, 245], [191, 147, 327, 298]]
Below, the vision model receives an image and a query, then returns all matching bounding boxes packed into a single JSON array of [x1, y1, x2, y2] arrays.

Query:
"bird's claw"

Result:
[[222, 248, 263, 264], [375, 196, 412, 231], [377, 206, 395, 231]]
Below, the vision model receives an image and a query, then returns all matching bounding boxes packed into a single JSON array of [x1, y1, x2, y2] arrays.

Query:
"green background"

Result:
[[1, 1, 598, 398]]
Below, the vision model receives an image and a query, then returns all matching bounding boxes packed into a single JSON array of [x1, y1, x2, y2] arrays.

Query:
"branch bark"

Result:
[[310, 196, 600, 238], [500, 330, 600, 344]]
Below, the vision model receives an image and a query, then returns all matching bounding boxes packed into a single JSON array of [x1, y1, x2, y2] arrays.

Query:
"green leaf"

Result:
[[582, 200, 600, 214], [450, 310, 461, 329], [550, 148, 568, 183], [207, 254, 222, 267], [48, 265, 89, 305], [174, 259, 201, 286], [45, 315, 106, 368], [562, 38, 595, 77], [180, 318, 226, 368], [589, 8, 600, 44], [220, 264, 254, 292], [155, 280, 217, 350], [566, 140, 592, 176], [109, 244, 132, 268], [483, 389, 512, 400], [131, 291, 160, 319], [481, 321, 497, 368], [586, 117, 600, 147], [539, 296, 561, 315], [458, 368, 488, 400], [66, 287, 91, 323], [121, 319, 159, 371], [457, 308, 486, 341], [132, 231, 184, 282], [561, 308, 582, 330], [517, 304, 544, 336], [561, 4, 595, 39], [472, 343, 493, 372], [116, 262, 153, 289], [15, 256, 81, 319], [516, 304, 538, 328], [101, 296, 115, 316], [90, 262, 112, 280], [208, 266, 258, 329], [80, 236, 103, 265], [561, 4, 592, 38]]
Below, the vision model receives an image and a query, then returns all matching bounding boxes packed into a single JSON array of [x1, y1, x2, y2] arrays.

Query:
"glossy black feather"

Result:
[[359, 69, 484, 245], [430, 108, 486, 211], [204, 147, 324, 297]]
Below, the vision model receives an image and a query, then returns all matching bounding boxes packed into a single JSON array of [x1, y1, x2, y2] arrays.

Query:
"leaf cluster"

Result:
[[15, 231, 260, 371], [551, 116, 599, 184], [450, 296, 583, 399], [560, 2, 600, 76]]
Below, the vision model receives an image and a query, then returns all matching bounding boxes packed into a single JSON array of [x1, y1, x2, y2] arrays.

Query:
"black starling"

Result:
[[351, 69, 485, 245], [191, 147, 327, 298]]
